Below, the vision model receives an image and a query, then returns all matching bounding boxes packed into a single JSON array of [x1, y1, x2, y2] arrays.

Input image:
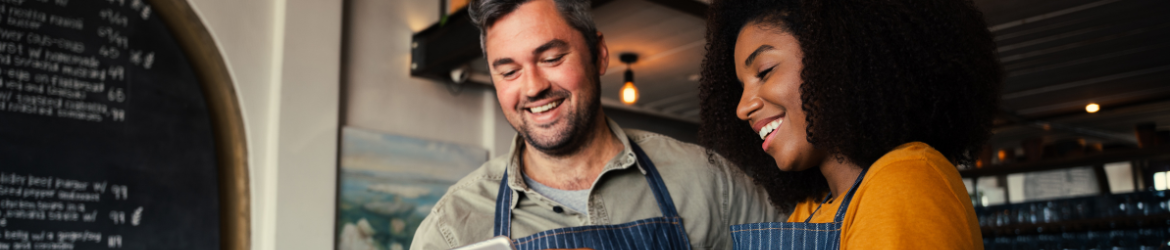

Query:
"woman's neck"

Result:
[[819, 156, 863, 202]]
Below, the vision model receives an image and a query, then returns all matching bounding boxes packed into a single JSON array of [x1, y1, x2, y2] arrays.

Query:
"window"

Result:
[[1154, 171, 1170, 191]]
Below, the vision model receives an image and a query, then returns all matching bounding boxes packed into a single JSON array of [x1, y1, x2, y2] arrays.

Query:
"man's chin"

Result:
[[523, 132, 569, 149], [520, 129, 580, 155]]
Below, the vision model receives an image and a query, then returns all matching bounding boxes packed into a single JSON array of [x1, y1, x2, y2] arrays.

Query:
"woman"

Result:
[[698, 0, 1001, 249]]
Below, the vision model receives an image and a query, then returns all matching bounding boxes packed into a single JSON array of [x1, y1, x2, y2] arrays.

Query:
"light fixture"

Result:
[[1085, 103, 1100, 113], [619, 53, 639, 105]]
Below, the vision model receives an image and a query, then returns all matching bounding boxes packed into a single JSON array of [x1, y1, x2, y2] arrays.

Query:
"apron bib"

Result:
[[729, 168, 869, 250], [492, 141, 692, 250]]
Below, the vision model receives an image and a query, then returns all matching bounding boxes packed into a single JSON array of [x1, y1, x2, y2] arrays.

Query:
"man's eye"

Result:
[[501, 70, 517, 77], [542, 54, 566, 63]]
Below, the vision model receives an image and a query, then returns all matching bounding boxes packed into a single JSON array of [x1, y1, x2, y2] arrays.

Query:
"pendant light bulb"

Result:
[[621, 81, 638, 105], [618, 53, 640, 105], [1086, 103, 1100, 113]]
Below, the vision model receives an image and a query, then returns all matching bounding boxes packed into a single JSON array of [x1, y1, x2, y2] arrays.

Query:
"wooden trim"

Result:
[[960, 146, 1170, 178], [645, 0, 708, 19], [147, 0, 251, 249], [1092, 164, 1112, 193]]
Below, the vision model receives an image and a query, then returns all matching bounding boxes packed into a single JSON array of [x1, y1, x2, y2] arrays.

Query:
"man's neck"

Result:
[[521, 116, 622, 191]]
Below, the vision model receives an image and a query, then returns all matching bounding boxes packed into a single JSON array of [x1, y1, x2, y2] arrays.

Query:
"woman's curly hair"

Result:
[[699, 0, 1003, 209]]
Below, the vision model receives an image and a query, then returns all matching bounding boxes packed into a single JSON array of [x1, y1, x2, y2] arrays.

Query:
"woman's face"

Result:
[[734, 21, 823, 172]]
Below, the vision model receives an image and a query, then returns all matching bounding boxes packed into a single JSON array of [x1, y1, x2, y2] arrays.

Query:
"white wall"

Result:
[[187, 0, 342, 249], [187, 0, 510, 249], [344, 0, 515, 156], [184, 0, 695, 248]]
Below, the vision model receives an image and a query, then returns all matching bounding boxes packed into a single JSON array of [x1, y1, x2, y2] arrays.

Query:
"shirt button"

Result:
[[553, 206, 564, 213]]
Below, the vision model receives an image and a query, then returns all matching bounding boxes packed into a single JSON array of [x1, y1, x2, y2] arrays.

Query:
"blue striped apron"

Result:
[[729, 168, 869, 250], [492, 141, 692, 250]]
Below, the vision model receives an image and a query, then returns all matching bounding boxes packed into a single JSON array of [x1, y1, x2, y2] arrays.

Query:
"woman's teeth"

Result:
[[758, 119, 782, 139], [529, 101, 561, 113]]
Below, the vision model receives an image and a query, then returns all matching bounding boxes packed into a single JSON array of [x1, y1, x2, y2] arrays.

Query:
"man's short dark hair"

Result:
[[468, 0, 600, 64]]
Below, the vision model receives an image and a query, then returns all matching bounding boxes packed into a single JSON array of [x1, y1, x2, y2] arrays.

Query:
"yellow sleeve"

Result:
[[840, 159, 982, 250]]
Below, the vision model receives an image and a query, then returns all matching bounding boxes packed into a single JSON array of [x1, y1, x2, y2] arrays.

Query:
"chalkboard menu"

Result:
[[0, 0, 249, 249]]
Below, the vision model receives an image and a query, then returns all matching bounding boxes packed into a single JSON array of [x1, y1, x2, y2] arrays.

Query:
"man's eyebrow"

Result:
[[492, 58, 515, 68], [533, 39, 568, 55], [490, 39, 567, 69], [744, 44, 775, 67]]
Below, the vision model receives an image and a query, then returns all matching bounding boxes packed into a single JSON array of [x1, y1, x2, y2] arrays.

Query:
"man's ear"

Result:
[[595, 32, 609, 75]]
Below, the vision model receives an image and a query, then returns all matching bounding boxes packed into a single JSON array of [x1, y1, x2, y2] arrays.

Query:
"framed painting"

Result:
[[336, 127, 487, 250]]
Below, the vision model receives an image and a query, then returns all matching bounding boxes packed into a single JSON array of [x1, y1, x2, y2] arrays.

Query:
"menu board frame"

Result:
[[145, 0, 250, 249]]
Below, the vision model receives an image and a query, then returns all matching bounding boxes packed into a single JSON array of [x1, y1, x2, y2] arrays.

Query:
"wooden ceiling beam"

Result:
[[592, 0, 617, 8], [644, 0, 707, 19], [601, 98, 698, 124], [1000, 95, 1170, 127]]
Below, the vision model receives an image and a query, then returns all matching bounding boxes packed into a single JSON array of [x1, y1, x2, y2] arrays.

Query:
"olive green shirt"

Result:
[[410, 119, 784, 250]]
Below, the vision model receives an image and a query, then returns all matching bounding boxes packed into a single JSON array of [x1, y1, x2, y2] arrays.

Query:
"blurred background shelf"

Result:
[[982, 214, 1170, 236], [977, 191, 1170, 248], [961, 146, 1170, 178]]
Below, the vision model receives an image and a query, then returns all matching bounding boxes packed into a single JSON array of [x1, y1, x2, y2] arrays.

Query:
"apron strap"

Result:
[[832, 168, 869, 222], [493, 171, 514, 237], [629, 140, 682, 218], [802, 193, 836, 223], [801, 168, 870, 223], [491, 139, 681, 237]]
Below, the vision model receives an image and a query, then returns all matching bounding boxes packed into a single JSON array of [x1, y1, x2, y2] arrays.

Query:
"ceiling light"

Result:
[[1085, 103, 1100, 113], [619, 53, 639, 105], [621, 81, 638, 104]]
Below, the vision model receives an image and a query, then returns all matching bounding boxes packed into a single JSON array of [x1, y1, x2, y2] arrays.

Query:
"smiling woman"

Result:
[[698, 0, 1003, 249]]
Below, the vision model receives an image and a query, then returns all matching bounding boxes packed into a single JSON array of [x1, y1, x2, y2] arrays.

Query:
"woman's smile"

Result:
[[753, 117, 783, 151]]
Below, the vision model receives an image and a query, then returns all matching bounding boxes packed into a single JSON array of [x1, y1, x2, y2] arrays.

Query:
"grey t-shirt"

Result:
[[523, 174, 591, 214]]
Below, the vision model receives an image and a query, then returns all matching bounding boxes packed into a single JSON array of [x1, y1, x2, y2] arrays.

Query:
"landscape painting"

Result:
[[336, 127, 487, 250]]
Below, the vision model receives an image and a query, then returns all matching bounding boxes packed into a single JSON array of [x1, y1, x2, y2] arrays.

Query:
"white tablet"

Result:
[[451, 236, 516, 250]]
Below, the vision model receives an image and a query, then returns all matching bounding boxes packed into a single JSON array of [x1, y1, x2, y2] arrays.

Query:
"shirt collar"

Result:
[[503, 118, 643, 195]]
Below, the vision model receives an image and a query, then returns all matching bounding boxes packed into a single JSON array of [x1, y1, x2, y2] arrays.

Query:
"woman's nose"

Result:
[[737, 87, 762, 122]]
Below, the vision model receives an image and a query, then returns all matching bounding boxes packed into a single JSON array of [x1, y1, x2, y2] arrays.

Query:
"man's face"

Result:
[[484, 0, 608, 154]]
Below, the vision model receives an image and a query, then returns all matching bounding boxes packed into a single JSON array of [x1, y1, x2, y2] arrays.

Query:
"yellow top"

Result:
[[787, 142, 983, 249]]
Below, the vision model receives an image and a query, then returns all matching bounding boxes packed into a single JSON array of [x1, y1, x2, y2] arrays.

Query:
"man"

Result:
[[410, 0, 782, 249]]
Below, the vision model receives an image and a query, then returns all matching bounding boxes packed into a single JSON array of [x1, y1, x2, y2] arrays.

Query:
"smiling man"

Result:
[[409, 0, 782, 249]]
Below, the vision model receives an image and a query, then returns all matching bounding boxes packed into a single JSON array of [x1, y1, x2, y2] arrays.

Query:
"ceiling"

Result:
[[585, 0, 1170, 149], [461, 0, 1170, 148], [593, 0, 707, 122], [975, 0, 1170, 149]]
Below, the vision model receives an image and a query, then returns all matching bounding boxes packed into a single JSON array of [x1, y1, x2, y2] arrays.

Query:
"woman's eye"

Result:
[[756, 67, 774, 80]]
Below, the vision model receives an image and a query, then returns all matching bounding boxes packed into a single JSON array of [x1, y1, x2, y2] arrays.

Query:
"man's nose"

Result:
[[522, 67, 551, 98]]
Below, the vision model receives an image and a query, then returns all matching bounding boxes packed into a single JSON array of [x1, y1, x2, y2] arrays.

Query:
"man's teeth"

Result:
[[529, 101, 561, 113], [758, 120, 783, 140]]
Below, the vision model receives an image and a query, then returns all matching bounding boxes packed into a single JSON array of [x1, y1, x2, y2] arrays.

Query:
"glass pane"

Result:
[[1156, 171, 1167, 191]]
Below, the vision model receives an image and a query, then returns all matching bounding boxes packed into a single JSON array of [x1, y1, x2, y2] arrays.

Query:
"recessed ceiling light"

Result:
[[1085, 103, 1100, 113]]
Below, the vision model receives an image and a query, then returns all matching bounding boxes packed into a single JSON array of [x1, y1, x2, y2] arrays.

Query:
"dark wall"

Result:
[[605, 107, 699, 144]]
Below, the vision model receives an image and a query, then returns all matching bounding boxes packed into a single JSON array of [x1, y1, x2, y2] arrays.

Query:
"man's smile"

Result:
[[527, 99, 563, 113]]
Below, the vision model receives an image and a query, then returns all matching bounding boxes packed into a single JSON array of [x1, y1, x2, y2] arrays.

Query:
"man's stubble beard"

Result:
[[516, 75, 602, 157]]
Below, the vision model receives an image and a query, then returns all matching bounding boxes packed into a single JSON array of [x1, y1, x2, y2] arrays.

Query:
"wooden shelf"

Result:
[[982, 214, 1170, 236], [960, 146, 1170, 178]]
